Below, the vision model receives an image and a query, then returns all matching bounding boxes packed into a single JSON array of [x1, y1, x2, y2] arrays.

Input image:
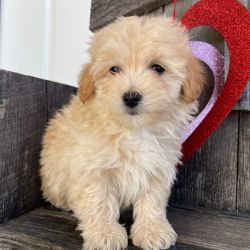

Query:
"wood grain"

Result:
[[169, 205, 250, 250], [0, 207, 82, 250], [46, 81, 77, 118], [171, 112, 238, 211], [0, 70, 47, 223], [1, 206, 250, 250], [237, 112, 250, 213], [234, 83, 250, 111], [90, 0, 172, 31], [0, 71, 76, 223]]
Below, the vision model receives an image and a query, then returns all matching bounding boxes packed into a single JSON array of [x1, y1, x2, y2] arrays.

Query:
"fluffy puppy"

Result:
[[40, 16, 203, 250]]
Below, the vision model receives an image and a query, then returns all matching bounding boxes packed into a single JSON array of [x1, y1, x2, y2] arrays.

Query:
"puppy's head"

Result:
[[78, 16, 203, 128]]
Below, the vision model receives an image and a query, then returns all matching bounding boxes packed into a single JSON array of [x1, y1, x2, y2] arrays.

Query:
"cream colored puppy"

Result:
[[40, 16, 203, 250]]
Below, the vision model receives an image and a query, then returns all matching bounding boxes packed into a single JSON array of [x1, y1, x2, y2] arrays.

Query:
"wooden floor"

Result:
[[0, 205, 250, 250]]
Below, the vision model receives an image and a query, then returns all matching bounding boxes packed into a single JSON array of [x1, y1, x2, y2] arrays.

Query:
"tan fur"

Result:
[[181, 55, 204, 103], [78, 63, 95, 103], [40, 16, 203, 250]]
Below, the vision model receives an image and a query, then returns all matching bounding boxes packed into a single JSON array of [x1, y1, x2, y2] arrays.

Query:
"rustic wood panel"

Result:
[[0, 70, 47, 223], [1, 206, 250, 250], [47, 81, 77, 118], [0, 207, 82, 250], [237, 112, 250, 213], [169, 205, 250, 250], [171, 112, 238, 211], [90, 0, 172, 31], [0, 71, 76, 223], [234, 83, 250, 111]]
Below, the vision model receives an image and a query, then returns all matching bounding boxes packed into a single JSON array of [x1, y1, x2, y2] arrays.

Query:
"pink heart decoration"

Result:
[[182, 41, 224, 143]]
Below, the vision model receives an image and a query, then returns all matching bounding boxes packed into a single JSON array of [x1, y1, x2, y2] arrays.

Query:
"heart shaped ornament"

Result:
[[180, 0, 250, 162], [182, 41, 224, 143]]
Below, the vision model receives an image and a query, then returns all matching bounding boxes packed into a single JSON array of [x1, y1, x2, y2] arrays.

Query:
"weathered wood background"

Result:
[[0, 70, 77, 223], [1, 205, 250, 250]]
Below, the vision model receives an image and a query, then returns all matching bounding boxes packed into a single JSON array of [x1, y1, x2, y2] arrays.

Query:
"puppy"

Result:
[[40, 16, 203, 250]]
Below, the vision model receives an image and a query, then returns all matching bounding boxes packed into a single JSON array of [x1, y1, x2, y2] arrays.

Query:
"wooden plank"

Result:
[[1, 206, 250, 249], [240, 0, 250, 9], [90, 0, 172, 31], [237, 112, 250, 213], [46, 81, 77, 119], [171, 112, 238, 211], [0, 71, 77, 223], [234, 83, 250, 111], [0, 70, 47, 223], [169, 205, 250, 250], [0, 207, 82, 250]]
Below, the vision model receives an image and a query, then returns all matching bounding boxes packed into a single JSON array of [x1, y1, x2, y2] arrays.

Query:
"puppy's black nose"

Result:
[[123, 91, 142, 108]]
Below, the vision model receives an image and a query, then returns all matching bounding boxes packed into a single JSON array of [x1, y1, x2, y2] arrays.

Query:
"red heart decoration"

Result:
[[181, 0, 250, 162]]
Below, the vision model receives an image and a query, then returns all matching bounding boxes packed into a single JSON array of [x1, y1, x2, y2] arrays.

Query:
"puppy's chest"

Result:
[[117, 131, 167, 168], [117, 131, 167, 167], [107, 132, 170, 205]]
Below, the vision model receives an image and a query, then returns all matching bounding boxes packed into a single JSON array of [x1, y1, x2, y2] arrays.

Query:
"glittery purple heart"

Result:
[[182, 41, 225, 142]]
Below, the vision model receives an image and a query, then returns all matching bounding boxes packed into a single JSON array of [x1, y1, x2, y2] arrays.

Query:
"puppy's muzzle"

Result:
[[123, 91, 142, 108]]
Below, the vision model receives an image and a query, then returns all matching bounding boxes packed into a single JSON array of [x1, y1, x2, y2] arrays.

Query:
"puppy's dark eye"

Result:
[[151, 64, 165, 74], [110, 66, 120, 74]]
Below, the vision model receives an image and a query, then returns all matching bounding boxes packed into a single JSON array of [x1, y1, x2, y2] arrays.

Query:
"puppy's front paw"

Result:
[[83, 223, 128, 250], [131, 220, 177, 250]]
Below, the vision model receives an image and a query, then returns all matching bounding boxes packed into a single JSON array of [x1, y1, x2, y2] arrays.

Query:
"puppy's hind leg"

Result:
[[71, 175, 128, 250], [131, 179, 177, 250]]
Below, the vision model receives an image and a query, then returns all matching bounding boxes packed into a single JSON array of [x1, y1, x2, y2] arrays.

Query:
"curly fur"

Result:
[[40, 16, 203, 250]]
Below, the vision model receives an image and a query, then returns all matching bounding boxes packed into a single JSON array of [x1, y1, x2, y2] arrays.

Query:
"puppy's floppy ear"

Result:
[[78, 63, 95, 103], [181, 56, 204, 103]]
